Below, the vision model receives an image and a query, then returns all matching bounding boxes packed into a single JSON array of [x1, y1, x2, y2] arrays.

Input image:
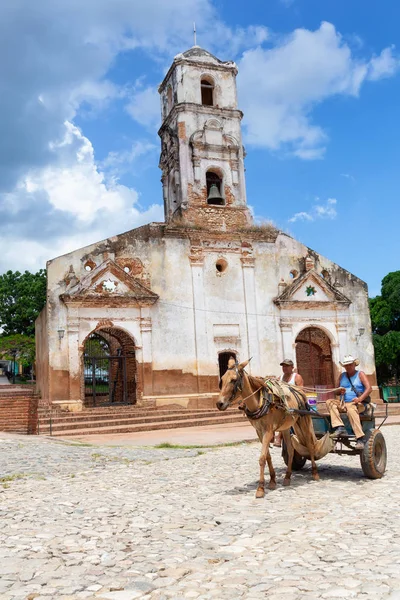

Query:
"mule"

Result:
[[216, 359, 332, 498]]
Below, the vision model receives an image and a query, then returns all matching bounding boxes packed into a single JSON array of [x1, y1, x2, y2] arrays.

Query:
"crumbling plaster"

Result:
[[36, 221, 376, 407]]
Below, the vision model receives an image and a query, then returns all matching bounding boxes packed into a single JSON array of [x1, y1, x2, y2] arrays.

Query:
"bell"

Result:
[[206, 184, 224, 205]]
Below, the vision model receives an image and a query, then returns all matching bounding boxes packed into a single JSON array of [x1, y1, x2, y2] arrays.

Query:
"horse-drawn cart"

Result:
[[282, 403, 388, 479]]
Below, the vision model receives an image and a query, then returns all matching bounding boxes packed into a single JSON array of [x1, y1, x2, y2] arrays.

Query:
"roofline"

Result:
[[46, 222, 165, 267], [277, 231, 368, 289]]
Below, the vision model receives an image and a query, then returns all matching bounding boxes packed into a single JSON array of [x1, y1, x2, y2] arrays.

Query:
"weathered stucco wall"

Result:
[[39, 221, 377, 407]]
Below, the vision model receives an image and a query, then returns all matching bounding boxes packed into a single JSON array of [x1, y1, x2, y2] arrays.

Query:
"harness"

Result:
[[223, 364, 243, 404], [244, 387, 273, 419], [221, 364, 310, 420]]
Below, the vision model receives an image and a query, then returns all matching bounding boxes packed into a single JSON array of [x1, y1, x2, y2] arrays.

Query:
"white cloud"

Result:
[[0, 0, 272, 274], [238, 22, 400, 158], [126, 85, 160, 129], [368, 46, 400, 81], [341, 173, 356, 182], [289, 198, 337, 223], [0, 123, 163, 272], [289, 211, 314, 223], [101, 140, 157, 177]]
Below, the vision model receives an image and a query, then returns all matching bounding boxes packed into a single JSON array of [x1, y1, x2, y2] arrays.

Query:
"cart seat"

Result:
[[315, 402, 375, 421]]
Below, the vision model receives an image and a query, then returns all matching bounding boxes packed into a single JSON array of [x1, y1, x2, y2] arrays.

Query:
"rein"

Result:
[[240, 386, 263, 404]]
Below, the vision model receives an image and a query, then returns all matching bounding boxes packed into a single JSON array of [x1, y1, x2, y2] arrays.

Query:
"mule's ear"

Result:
[[237, 359, 250, 371]]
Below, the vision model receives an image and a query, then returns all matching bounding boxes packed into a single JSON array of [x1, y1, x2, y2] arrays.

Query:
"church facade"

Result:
[[35, 47, 378, 411]]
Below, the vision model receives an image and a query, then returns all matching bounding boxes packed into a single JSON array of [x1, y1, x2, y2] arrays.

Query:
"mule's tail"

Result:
[[291, 414, 334, 460]]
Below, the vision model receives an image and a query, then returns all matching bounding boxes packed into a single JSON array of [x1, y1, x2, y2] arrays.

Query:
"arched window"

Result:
[[167, 86, 173, 112], [201, 78, 214, 106], [206, 171, 224, 206]]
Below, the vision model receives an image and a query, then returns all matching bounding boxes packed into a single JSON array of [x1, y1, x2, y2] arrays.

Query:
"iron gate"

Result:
[[83, 333, 136, 407]]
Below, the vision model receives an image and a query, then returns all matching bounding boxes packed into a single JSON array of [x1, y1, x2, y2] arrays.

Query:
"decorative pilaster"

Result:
[[140, 313, 153, 364], [189, 250, 208, 391], [67, 313, 81, 402], [279, 322, 294, 363], [140, 310, 153, 396], [336, 322, 348, 358], [241, 253, 260, 374]]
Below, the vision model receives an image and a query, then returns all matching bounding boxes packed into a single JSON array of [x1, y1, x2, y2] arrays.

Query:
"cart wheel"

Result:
[[360, 429, 387, 479], [282, 438, 307, 471]]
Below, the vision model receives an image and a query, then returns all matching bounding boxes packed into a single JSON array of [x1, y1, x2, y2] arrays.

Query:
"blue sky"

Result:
[[0, 0, 399, 296]]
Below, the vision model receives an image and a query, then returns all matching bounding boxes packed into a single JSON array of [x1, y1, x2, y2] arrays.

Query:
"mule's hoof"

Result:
[[312, 474, 320, 481], [255, 487, 265, 498], [268, 482, 277, 491], [283, 478, 291, 486]]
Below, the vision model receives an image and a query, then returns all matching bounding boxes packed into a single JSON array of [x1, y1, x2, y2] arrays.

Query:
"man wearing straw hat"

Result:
[[273, 359, 304, 447], [326, 355, 372, 449]]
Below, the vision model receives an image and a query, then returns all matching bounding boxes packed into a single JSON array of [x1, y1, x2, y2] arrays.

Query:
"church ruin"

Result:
[[35, 46, 378, 411]]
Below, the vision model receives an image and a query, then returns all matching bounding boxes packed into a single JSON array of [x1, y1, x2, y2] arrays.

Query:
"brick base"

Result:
[[0, 393, 38, 434]]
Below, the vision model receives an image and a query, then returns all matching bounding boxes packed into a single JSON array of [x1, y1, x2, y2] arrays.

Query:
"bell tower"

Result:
[[158, 46, 252, 231]]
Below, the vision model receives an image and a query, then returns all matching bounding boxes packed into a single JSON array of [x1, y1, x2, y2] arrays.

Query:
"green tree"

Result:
[[0, 334, 36, 367], [0, 269, 47, 336], [370, 271, 400, 385]]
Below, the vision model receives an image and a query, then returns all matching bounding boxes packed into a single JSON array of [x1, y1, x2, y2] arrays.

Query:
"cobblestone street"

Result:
[[1, 427, 400, 600]]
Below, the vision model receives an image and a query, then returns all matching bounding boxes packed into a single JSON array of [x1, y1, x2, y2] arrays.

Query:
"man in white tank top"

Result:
[[273, 359, 304, 447]]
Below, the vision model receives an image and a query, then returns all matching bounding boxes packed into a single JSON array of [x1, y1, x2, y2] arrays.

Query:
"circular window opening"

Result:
[[216, 259, 228, 274], [290, 269, 298, 279], [321, 269, 329, 280], [123, 266, 130, 273], [84, 259, 96, 272]]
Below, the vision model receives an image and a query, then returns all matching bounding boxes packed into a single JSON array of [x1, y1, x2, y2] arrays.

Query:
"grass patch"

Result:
[[153, 441, 251, 450], [91, 452, 103, 460], [1, 473, 30, 488], [91, 453, 135, 465], [51, 440, 94, 447]]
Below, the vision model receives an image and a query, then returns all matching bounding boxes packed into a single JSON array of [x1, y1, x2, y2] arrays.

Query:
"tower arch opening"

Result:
[[206, 170, 224, 205], [201, 77, 214, 106], [167, 85, 173, 113]]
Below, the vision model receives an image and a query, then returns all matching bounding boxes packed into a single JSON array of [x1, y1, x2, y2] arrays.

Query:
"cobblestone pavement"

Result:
[[1, 428, 400, 600]]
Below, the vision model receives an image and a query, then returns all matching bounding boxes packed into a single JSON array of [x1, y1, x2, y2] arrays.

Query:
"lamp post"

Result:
[[10, 349, 17, 385]]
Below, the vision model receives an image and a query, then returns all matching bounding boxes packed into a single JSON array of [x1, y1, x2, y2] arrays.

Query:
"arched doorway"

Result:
[[83, 328, 137, 407], [295, 327, 334, 389]]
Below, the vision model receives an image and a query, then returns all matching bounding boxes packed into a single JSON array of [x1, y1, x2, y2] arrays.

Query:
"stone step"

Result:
[[37, 402, 400, 437], [0, 391, 35, 398], [38, 409, 241, 433], [39, 413, 247, 437], [37, 405, 208, 418], [38, 407, 232, 425]]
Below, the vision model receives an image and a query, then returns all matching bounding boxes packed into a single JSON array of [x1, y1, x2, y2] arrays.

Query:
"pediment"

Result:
[[61, 260, 159, 307], [274, 270, 351, 308]]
